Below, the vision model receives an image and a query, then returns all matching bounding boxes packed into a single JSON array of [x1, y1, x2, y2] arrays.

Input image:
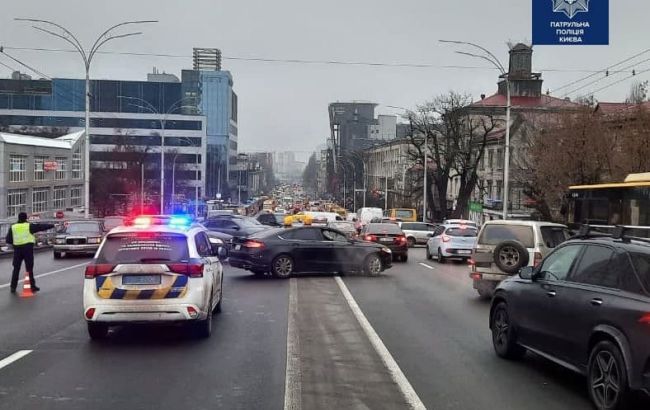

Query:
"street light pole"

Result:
[[16, 19, 157, 218], [439, 39, 511, 220], [117, 96, 196, 214], [423, 134, 428, 222]]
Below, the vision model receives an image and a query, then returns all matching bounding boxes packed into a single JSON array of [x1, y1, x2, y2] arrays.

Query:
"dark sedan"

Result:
[[256, 212, 285, 227], [228, 226, 393, 278], [360, 223, 409, 262], [490, 235, 650, 410], [203, 215, 269, 238]]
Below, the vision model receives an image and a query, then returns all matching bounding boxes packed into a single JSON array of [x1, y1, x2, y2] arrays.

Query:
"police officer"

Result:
[[6, 212, 55, 294]]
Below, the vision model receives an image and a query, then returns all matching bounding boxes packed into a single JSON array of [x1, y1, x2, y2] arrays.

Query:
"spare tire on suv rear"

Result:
[[493, 240, 529, 274]]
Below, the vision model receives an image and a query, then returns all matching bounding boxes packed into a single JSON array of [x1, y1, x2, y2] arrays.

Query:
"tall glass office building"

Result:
[[0, 68, 238, 212]]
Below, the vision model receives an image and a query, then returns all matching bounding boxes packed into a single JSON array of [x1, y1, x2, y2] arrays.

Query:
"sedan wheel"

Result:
[[363, 254, 382, 276], [437, 248, 446, 264], [425, 247, 432, 260], [407, 237, 416, 248], [588, 341, 629, 410], [272, 255, 294, 279], [491, 302, 525, 359]]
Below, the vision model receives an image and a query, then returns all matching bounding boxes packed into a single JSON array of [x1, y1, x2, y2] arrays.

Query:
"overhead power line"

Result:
[[0, 45, 640, 74], [0, 47, 51, 79], [551, 47, 650, 94]]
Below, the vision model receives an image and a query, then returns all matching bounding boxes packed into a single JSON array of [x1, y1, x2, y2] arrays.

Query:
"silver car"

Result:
[[469, 220, 570, 298], [426, 224, 478, 262], [400, 222, 437, 247]]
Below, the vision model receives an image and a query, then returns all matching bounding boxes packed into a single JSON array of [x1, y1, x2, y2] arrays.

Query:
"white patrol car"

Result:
[[83, 216, 226, 340]]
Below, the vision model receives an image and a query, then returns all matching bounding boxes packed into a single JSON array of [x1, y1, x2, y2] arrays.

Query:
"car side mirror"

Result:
[[519, 266, 534, 280], [427, 233, 434, 237], [217, 246, 227, 259]]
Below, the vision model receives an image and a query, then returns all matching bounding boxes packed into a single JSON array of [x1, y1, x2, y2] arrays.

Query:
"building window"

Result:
[[9, 155, 26, 182], [496, 181, 503, 201], [34, 156, 47, 181], [72, 147, 82, 179], [487, 150, 494, 170], [55, 157, 67, 180], [70, 186, 82, 207], [7, 189, 27, 217], [496, 149, 503, 170], [32, 189, 49, 213], [53, 187, 67, 209]]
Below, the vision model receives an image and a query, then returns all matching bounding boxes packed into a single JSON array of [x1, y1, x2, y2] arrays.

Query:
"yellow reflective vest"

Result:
[[11, 223, 35, 246]]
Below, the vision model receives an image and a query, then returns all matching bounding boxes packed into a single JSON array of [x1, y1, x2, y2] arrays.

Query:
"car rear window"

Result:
[[446, 227, 478, 237], [366, 224, 402, 235], [540, 226, 570, 248], [395, 210, 414, 219], [479, 224, 535, 248], [96, 232, 189, 264], [629, 252, 650, 292]]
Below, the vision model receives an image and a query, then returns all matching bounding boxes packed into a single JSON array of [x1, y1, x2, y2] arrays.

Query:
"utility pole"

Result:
[[384, 177, 388, 210]]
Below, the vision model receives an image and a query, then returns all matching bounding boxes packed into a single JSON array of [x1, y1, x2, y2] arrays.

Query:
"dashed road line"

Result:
[[335, 276, 426, 410], [284, 278, 302, 410], [0, 262, 89, 289], [0, 350, 32, 370], [419, 262, 435, 270]]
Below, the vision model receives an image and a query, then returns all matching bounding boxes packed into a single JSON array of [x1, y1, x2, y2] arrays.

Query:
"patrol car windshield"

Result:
[[64, 222, 103, 233], [97, 232, 189, 264]]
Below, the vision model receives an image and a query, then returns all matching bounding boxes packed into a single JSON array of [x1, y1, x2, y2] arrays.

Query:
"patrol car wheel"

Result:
[[53, 251, 62, 259], [87, 322, 108, 340], [214, 280, 223, 314]]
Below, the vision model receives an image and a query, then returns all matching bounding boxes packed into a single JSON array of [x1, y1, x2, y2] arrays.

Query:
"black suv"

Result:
[[490, 228, 650, 410]]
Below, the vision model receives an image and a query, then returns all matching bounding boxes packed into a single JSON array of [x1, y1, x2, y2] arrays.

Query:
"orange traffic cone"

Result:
[[19, 272, 35, 298]]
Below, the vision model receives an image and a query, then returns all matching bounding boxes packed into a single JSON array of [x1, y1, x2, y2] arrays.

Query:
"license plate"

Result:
[[379, 238, 392, 242], [458, 250, 471, 254], [235, 244, 241, 250], [122, 275, 161, 285]]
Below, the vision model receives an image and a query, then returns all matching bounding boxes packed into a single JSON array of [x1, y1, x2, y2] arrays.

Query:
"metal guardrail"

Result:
[[0, 217, 106, 252]]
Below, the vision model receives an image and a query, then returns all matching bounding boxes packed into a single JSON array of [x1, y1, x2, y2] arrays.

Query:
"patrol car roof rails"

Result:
[[609, 225, 650, 244], [573, 224, 614, 239]]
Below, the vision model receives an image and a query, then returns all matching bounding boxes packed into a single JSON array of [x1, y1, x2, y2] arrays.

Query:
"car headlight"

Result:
[[381, 247, 392, 254], [210, 238, 224, 245], [87, 237, 101, 244], [55, 238, 66, 244]]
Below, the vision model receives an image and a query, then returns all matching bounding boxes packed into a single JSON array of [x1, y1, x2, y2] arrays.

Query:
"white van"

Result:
[[357, 207, 384, 225]]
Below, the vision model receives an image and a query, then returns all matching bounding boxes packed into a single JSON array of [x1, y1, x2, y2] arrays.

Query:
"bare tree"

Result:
[[626, 80, 648, 104], [405, 92, 496, 220]]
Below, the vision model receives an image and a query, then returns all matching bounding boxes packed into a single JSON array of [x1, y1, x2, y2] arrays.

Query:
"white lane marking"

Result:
[[284, 278, 302, 410], [418, 262, 435, 270], [0, 350, 32, 370], [0, 262, 89, 289], [335, 276, 426, 410]]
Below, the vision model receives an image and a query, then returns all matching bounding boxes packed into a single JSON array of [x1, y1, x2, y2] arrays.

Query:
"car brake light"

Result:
[[187, 306, 199, 318], [442, 235, 451, 243], [364, 234, 377, 242], [168, 263, 204, 278], [85, 308, 96, 320], [534, 252, 543, 267], [84, 264, 115, 278], [243, 240, 265, 249], [638, 313, 650, 324], [395, 235, 407, 244]]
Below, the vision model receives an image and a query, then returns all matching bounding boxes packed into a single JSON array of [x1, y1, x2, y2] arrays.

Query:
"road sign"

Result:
[[469, 201, 483, 213]]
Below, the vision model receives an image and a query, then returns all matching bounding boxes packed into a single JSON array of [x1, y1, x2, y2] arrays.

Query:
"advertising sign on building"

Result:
[[532, 0, 609, 45], [43, 161, 59, 171]]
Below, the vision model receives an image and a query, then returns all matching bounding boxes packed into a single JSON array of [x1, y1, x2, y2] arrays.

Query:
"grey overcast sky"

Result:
[[0, 0, 645, 155]]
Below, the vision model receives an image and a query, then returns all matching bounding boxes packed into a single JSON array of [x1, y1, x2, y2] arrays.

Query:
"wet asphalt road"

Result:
[[0, 247, 647, 409]]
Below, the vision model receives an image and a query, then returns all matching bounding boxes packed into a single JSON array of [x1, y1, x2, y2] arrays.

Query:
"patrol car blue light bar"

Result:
[[168, 216, 191, 227]]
